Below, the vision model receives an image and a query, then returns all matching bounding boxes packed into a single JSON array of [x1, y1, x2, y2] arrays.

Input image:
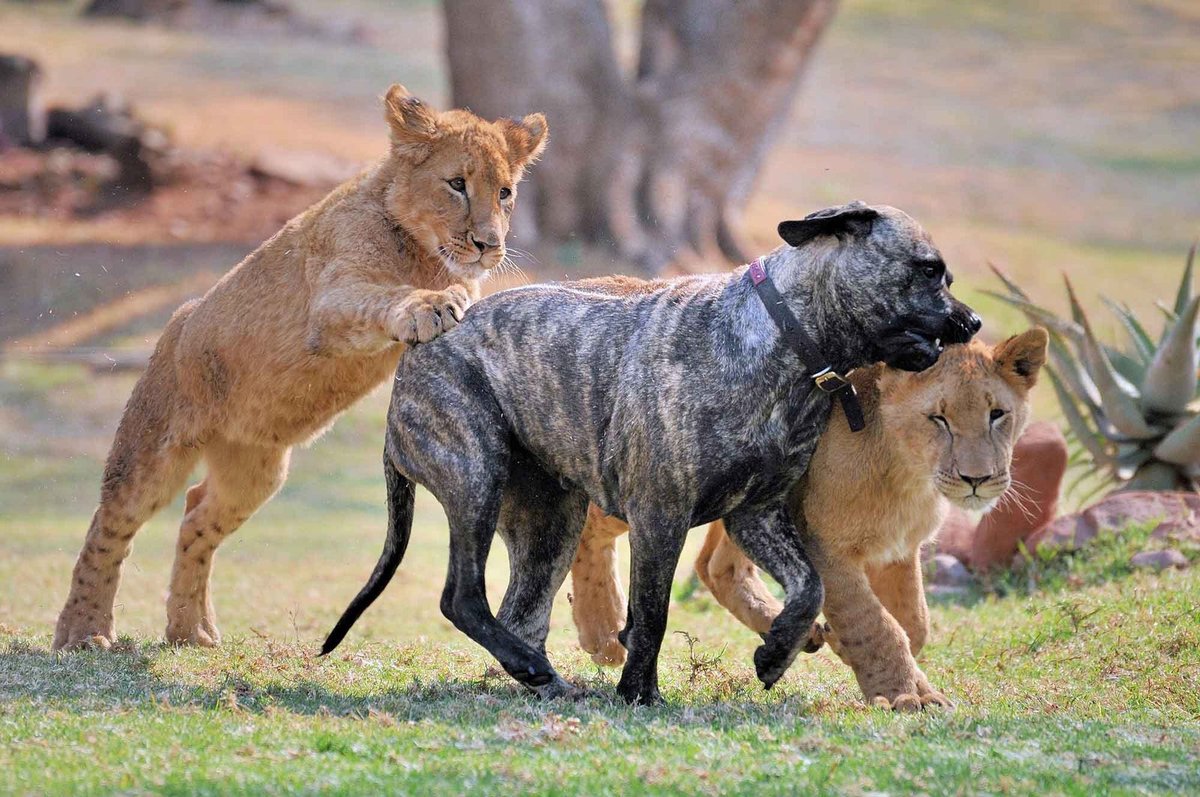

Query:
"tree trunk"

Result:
[[0, 54, 45, 147], [444, 0, 837, 272]]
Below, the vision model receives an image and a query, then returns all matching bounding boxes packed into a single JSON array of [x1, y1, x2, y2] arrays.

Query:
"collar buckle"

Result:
[[812, 367, 849, 393]]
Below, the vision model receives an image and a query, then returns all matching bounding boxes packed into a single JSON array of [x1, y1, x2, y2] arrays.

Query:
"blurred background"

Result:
[[1, 0, 1198, 644]]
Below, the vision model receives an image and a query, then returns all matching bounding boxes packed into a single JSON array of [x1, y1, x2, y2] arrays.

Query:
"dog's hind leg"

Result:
[[494, 454, 589, 698], [616, 511, 689, 706], [723, 503, 824, 690], [439, 482, 562, 691]]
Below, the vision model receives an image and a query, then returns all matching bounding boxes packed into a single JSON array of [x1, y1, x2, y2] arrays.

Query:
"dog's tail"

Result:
[[320, 453, 416, 656]]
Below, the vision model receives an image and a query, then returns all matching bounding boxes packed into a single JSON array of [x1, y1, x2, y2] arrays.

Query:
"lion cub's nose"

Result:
[[471, 233, 500, 253], [959, 473, 992, 490]]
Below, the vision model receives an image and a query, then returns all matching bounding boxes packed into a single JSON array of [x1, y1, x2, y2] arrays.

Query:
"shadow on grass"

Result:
[[0, 636, 831, 728]]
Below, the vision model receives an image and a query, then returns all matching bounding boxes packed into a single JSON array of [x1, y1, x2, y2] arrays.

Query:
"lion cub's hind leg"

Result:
[[570, 506, 631, 666], [165, 438, 291, 646], [54, 408, 201, 650]]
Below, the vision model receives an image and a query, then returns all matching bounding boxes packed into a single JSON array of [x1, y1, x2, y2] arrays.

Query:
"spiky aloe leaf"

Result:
[[1154, 411, 1200, 466], [1046, 365, 1112, 467], [1142, 293, 1200, 415], [988, 262, 1031, 300], [1114, 444, 1154, 481], [1174, 241, 1196, 318], [1064, 275, 1162, 439], [1100, 296, 1155, 364], [1046, 328, 1103, 413], [982, 291, 1084, 341], [1156, 300, 1180, 327], [1103, 343, 1147, 387]]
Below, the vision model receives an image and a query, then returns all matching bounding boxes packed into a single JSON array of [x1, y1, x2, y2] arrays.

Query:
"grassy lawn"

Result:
[[1, 360, 1198, 795]]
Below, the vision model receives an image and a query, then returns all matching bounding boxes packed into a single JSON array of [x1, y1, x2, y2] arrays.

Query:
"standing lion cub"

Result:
[[53, 85, 548, 651]]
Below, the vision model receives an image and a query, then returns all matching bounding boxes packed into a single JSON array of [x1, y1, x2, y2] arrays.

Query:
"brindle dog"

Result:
[[322, 202, 980, 705]]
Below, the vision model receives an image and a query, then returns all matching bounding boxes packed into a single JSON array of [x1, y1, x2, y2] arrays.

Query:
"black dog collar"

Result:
[[748, 257, 865, 433]]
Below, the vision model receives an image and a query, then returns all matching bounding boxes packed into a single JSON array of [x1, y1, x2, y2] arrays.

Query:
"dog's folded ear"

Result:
[[778, 201, 880, 247]]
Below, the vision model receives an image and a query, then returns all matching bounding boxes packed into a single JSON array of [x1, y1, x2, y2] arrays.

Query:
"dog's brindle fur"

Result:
[[323, 203, 980, 705]]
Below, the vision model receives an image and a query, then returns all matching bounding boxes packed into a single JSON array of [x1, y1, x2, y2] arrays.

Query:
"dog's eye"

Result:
[[990, 408, 1007, 424], [929, 414, 950, 430], [499, 187, 512, 200], [448, 177, 467, 193], [916, 258, 945, 281]]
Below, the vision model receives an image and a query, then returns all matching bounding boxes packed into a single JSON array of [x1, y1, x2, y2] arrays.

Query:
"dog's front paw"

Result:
[[389, 286, 471, 344]]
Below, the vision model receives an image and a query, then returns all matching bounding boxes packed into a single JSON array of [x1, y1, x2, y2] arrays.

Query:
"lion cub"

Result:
[[54, 85, 548, 651], [572, 330, 1048, 709]]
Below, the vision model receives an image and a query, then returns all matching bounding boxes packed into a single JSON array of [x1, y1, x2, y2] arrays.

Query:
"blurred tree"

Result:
[[444, 0, 837, 272], [0, 54, 45, 147]]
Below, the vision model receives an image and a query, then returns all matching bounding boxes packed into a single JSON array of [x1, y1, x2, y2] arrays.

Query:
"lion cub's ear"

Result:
[[993, 327, 1049, 390], [384, 84, 438, 156], [501, 113, 549, 173]]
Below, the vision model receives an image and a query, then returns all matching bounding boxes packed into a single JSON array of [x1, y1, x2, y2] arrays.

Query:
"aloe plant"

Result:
[[989, 245, 1199, 493]]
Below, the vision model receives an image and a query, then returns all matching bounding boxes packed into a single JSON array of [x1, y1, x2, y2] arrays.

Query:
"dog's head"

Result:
[[778, 201, 981, 372]]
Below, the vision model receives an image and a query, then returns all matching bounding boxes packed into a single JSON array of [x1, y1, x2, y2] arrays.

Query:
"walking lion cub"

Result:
[[572, 329, 1047, 709], [54, 85, 547, 650]]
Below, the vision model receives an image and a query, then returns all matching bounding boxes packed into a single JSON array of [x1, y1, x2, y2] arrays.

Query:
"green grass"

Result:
[[2, 364, 1199, 795]]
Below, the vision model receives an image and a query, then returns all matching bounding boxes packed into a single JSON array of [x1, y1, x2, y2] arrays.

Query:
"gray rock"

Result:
[[926, 554, 974, 587], [1130, 549, 1188, 571]]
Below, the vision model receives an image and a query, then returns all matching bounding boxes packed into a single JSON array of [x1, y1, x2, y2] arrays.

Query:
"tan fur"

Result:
[[53, 85, 548, 651], [571, 330, 1048, 708]]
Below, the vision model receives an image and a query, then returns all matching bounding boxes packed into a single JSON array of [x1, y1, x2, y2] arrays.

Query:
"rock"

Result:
[[1085, 491, 1200, 536], [970, 421, 1068, 570], [1152, 519, 1200, 544], [926, 584, 971, 600], [1025, 491, 1200, 557], [1130, 549, 1188, 571], [925, 554, 973, 587], [250, 148, 360, 188]]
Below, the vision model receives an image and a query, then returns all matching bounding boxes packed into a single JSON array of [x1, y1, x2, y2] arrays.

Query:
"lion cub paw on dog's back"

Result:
[[388, 285, 472, 344]]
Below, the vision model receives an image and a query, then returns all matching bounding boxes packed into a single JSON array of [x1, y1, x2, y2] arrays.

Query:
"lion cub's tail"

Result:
[[320, 453, 416, 656]]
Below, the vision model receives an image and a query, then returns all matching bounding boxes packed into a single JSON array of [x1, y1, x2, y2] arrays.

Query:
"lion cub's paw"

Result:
[[870, 690, 953, 712], [390, 286, 472, 344], [586, 635, 627, 667], [919, 691, 953, 709]]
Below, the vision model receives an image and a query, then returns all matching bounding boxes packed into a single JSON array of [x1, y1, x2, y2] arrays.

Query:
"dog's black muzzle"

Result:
[[877, 295, 981, 372]]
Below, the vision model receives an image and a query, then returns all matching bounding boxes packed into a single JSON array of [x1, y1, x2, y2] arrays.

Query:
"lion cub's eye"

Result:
[[990, 408, 1007, 424], [929, 414, 950, 430], [499, 187, 512, 200], [448, 177, 467, 193]]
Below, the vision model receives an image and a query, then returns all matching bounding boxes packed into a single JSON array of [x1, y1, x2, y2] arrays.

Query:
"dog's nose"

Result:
[[959, 473, 991, 490], [964, 309, 982, 336], [471, 234, 500, 253]]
